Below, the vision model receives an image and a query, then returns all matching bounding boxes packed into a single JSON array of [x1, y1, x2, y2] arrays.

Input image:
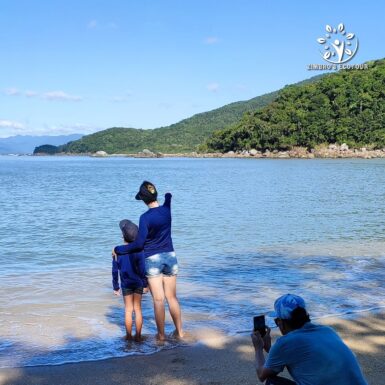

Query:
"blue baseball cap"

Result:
[[119, 219, 138, 242], [270, 294, 307, 320]]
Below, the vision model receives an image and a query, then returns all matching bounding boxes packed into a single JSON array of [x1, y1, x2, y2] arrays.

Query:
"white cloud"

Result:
[[87, 20, 118, 30], [207, 82, 220, 92], [0, 122, 100, 138], [87, 20, 98, 29], [204, 36, 219, 45], [25, 90, 39, 97], [110, 91, 132, 103], [3, 88, 82, 101], [43, 123, 100, 136], [111, 96, 127, 103], [4, 88, 20, 96], [42, 91, 82, 102], [0, 120, 24, 129]]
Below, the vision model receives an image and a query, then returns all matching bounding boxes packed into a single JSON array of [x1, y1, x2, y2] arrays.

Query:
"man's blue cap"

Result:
[[270, 294, 307, 320]]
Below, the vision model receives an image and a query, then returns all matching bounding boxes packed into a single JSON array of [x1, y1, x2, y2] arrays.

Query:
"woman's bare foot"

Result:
[[134, 334, 143, 342], [124, 333, 133, 341], [171, 329, 184, 340], [155, 333, 166, 342]]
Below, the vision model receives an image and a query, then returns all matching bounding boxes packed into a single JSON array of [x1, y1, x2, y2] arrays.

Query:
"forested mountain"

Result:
[[51, 75, 322, 154], [59, 92, 278, 154], [205, 59, 385, 152]]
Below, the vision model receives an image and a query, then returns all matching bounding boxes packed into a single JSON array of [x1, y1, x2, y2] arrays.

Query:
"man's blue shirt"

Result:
[[265, 322, 368, 385]]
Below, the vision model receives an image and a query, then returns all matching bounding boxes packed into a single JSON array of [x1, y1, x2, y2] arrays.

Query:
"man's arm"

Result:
[[114, 216, 148, 255], [163, 192, 172, 208], [254, 347, 278, 382], [251, 329, 280, 382]]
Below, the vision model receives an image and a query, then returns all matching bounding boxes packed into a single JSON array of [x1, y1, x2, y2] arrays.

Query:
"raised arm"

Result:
[[252, 330, 285, 382], [163, 192, 172, 208], [114, 216, 148, 255]]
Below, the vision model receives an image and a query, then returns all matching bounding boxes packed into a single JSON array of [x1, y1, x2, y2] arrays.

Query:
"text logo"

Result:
[[317, 23, 359, 64]]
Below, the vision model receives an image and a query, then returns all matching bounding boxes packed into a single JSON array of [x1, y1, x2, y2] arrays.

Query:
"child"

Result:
[[112, 219, 148, 341]]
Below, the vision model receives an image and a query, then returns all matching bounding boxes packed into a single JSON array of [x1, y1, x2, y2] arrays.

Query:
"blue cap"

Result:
[[271, 294, 307, 320], [119, 219, 138, 242]]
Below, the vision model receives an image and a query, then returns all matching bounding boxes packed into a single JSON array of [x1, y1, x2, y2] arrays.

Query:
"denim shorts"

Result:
[[122, 287, 144, 296], [145, 251, 179, 277]]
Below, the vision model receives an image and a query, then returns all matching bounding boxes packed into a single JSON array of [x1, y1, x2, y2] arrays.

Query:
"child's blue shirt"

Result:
[[112, 251, 148, 290]]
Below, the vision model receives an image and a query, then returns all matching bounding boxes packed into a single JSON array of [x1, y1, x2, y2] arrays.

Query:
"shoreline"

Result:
[[31, 144, 385, 159], [1, 310, 384, 385]]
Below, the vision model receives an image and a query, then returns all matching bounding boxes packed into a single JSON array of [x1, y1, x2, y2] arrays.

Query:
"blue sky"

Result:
[[1, 0, 384, 138]]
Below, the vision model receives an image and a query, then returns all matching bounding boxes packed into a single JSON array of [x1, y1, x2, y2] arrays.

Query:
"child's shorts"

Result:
[[122, 287, 144, 296]]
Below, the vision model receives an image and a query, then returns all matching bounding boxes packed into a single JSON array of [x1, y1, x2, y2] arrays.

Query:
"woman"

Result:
[[113, 181, 183, 341]]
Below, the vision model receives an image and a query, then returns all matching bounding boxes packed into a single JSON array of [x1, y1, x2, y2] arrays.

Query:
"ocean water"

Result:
[[0, 156, 385, 367]]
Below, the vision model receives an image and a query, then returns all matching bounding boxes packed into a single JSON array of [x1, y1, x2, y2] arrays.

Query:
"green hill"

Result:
[[60, 93, 278, 154], [56, 74, 323, 154], [205, 59, 385, 152]]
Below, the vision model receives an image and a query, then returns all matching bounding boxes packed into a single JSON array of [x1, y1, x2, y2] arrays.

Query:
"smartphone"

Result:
[[253, 315, 266, 337]]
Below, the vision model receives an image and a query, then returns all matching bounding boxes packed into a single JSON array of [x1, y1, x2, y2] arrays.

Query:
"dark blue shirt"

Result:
[[115, 193, 174, 258], [112, 251, 148, 290]]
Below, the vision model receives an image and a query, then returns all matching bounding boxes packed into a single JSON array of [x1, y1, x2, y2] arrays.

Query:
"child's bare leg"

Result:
[[133, 292, 143, 341], [123, 294, 134, 339]]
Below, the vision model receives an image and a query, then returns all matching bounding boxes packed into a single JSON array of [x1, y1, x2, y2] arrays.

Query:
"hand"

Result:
[[113, 289, 121, 296], [262, 327, 272, 353], [251, 330, 264, 351], [143, 287, 149, 294]]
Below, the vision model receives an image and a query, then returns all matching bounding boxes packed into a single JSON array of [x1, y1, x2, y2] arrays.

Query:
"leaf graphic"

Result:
[[346, 33, 355, 39], [317, 38, 326, 44], [326, 25, 333, 32], [324, 51, 331, 60], [345, 49, 352, 55], [338, 23, 345, 32]]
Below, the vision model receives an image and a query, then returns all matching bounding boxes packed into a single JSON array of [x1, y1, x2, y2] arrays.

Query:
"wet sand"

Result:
[[0, 310, 383, 385]]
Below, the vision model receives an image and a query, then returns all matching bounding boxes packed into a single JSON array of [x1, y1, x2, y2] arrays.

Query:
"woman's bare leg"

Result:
[[164, 275, 184, 338], [133, 293, 143, 341], [148, 276, 166, 340], [123, 294, 134, 339]]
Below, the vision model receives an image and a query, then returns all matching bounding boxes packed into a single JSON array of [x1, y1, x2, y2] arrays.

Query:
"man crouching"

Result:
[[251, 294, 368, 385]]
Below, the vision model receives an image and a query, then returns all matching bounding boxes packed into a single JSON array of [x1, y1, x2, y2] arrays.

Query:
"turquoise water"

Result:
[[0, 156, 385, 367]]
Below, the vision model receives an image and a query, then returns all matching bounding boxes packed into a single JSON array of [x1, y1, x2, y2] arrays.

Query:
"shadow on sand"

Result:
[[0, 311, 384, 385]]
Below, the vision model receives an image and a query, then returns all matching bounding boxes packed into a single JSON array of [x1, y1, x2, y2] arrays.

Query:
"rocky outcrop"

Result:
[[93, 151, 108, 157], [84, 146, 385, 159]]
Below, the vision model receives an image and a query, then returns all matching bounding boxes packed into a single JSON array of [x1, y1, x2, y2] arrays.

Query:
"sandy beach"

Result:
[[1, 310, 383, 385]]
